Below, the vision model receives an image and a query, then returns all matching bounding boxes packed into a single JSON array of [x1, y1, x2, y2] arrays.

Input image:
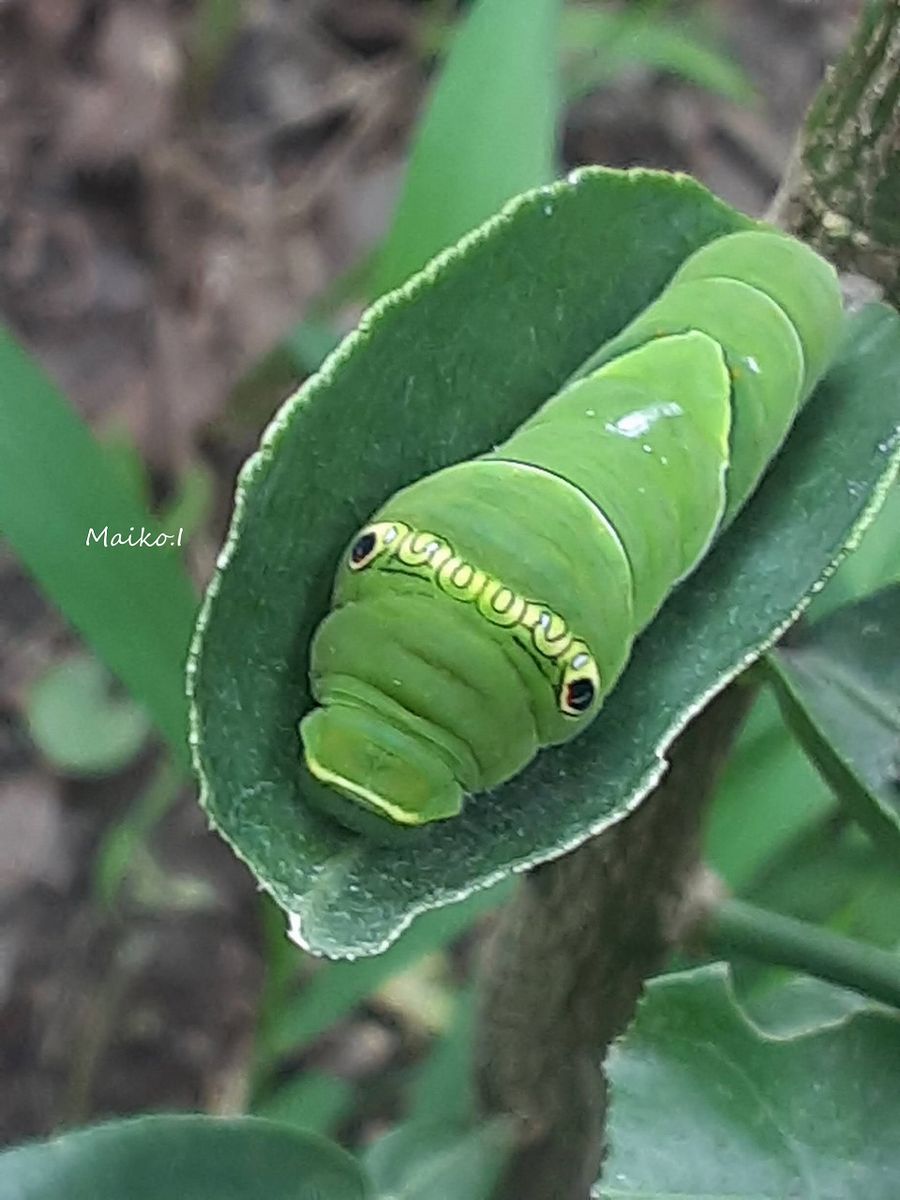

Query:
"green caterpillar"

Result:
[[300, 229, 843, 832]]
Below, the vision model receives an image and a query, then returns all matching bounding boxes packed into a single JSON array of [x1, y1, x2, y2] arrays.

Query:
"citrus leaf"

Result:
[[599, 964, 900, 1199], [767, 585, 900, 855], [189, 167, 900, 959], [0, 1115, 370, 1200]]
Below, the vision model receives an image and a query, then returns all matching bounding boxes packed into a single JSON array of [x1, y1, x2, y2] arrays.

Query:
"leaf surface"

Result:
[[599, 965, 900, 1199], [0, 1115, 369, 1200], [189, 168, 900, 957]]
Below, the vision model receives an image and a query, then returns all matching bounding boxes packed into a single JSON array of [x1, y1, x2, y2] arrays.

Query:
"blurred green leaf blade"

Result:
[[254, 1073, 354, 1138], [767, 584, 900, 855], [262, 881, 508, 1063], [373, 0, 562, 295], [26, 653, 150, 775], [364, 1119, 513, 1200], [409, 990, 477, 1127], [93, 757, 185, 907], [601, 964, 900, 1199], [0, 1114, 370, 1200], [563, 9, 754, 105], [705, 690, 835, 892], [719, 812, 900, 1015], [808, 483, 900, 618], [0, 329, 198, 756], [234, 0, 560, 416], [745, 817, 900, 948]]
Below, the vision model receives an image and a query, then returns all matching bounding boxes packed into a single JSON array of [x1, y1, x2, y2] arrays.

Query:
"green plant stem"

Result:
[[707, 898, 900, 1010]]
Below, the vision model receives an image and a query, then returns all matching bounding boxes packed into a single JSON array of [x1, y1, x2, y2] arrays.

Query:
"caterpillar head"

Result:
[[300, 517, 602, 836]]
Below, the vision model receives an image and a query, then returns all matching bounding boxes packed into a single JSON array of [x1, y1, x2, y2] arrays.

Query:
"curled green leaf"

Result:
[[189, 168, 900, 958]]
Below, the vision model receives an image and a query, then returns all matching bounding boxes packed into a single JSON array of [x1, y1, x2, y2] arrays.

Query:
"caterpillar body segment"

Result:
[[300, 230, 843, 832]]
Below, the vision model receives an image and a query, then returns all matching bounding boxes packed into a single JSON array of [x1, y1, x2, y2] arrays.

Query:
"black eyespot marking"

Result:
[[350, 530, 377, 568], [563, 677, 595, 714]]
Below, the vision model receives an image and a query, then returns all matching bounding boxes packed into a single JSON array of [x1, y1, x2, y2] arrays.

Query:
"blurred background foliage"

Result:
[[0, 0, 896, 1184]]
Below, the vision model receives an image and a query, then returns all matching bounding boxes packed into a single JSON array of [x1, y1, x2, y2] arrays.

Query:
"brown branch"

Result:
[[769, 0, 900, 298], [474, 687, 749, 1200], [474, 4, 900, 1198]]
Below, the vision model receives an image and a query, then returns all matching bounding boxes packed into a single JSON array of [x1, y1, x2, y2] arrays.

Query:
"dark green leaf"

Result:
[[26, 654, 150, 775], [600, 964, 900, 1199], [189, 168, 900, 958], [767, 585, 900, 854], [0, 1115, 370, 1200], [373, 0, 561, 295], [364, 1119, 513, 1200], [0, 329, 198, 756]]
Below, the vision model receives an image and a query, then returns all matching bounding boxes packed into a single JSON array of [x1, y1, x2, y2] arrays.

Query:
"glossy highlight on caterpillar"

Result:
[[300, 229, 843, 833]]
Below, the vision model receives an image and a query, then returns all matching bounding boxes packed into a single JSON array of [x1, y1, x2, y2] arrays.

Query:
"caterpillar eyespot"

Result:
[[301, 229, 843, 830], [349, 531, 377, 567], [348, 522, 404, 571], [559, 648, 601, 717], [561, 677, 595, 716]]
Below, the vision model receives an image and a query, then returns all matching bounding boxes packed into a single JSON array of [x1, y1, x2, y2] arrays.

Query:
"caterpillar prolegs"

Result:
[[300, 229, 843, 832]]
